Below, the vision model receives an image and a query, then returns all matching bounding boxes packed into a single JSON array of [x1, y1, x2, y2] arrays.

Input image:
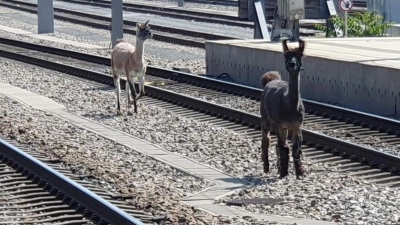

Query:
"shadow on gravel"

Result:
[[81, 112, 121, 120], [83, 86, 114, 92], [241, 175, 279, 186]]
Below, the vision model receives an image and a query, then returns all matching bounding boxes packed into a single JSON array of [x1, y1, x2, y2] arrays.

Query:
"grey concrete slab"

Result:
[[0, 82, 65, 110]]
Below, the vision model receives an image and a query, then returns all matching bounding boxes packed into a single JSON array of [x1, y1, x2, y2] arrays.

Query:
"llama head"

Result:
[[136, 19, 152, 41], [282, 39, 305, 74]]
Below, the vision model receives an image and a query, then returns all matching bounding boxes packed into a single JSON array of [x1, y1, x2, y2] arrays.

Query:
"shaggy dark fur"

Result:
[[261, 71, 281, 88]]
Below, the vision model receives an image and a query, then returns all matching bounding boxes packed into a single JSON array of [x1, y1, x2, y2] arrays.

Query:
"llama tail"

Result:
[[261, 71, 281, 88]]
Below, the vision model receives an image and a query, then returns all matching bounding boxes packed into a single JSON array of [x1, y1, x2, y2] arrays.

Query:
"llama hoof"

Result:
[[296, 175, 304, 180], [136, 94, 144, 101], [279, 173, 288, 179], [263, 161, 269, 174], [294, 160, 305, 178], [276, 165, 281, 174], [127, 111, 134, 116], [116, 110, 122, 115], [279, 168, 289, 179]]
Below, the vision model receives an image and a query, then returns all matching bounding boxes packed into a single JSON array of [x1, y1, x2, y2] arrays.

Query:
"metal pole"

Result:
[[37, 0, 54, 34], [344, 11, 348, 37], [111, 0, 124, 48], [178, 0, 184, 7], [253, 0, 269, 40]]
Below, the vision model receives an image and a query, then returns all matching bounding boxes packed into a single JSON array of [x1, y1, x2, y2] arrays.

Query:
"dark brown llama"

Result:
[[260, 39, 306, 179]]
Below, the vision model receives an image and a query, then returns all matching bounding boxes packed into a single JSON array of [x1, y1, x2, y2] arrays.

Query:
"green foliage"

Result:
[[314, 11, 394, 37]]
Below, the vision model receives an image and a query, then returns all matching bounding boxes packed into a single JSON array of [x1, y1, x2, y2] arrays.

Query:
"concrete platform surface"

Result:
[[205, 37, 400, 117], [0, 82, 338, 225], [0, 24, 105, 49]]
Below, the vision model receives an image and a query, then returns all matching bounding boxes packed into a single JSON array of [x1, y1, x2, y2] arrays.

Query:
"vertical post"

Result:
[[178, 0, 184, 7], [37, 0, 54, 34], [111, 0, 124, 48], [344, 11, 348, 37], [253, 0, 269, 40]]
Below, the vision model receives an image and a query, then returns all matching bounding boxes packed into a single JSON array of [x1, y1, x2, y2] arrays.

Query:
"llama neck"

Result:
[[134, 38, 145, 60], [288, 72, 301, 109]]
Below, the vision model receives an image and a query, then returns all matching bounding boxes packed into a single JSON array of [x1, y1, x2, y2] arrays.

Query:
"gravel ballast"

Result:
[[1, 5, 400, 225], [126, 0, 239, 13], [3, 40, 395, 158], [0, 94, 216, 223], [0, 6, 392, 155], [0, 91, 295, 225], [0, 7, 207, 74], [1, 54, 400, 225], [221, 174, 400, 225], [0, 67, 297, 223]]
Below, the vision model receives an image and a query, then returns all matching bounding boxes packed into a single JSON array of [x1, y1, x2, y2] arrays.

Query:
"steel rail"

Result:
[[61, 0, 324, 31], [2, 37, 398, 137], [0, 42, 399, 177], [0, 0, 317, 47], [71, 0, 241, 20], [0, 139, 145, 225], [0, 0, 238, 44], [57, 0, 251, 28], [0, 3, 200, 48]]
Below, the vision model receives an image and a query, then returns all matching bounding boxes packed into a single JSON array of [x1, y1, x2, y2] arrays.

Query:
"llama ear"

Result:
[[298, 39, 305, 53], [282, 39, 289, 53], [144, 19, 150, 26]]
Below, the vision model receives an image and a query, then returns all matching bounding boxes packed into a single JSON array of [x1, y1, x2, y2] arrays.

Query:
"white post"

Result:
[[37, 0, 54, 34], [344, 11, 348, 37], [111, 0, 124, 48]]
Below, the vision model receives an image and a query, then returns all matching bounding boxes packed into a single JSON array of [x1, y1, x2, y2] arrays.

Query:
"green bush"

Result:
[[315, 11, 394, 37]]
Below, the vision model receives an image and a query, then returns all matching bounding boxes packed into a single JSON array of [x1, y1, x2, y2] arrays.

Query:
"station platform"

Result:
[[388, 24, 400, 36], [205, 37, 400, 117]]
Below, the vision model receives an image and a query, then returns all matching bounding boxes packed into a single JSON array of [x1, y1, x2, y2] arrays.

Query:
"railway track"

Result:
[[59, 0, 324, 30], [0, 137, 165, 225], [0, 0, 319, 49], [1, 38, 400, 188], [58, 0, 250, 28]]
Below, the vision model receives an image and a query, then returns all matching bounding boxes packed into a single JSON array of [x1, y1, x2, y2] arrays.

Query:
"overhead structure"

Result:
[[269, 0, 305, 42], [111, 0, 124, 48], [326, 0, 343, 37], [253, 0, 270, 40], [253, 0, 305, 42], [37, 0, 54, 34]]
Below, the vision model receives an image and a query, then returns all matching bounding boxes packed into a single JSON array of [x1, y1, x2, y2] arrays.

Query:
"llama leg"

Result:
[[291, 128, 305, 179], [261, 117, 271, 174], [272, 123, 280, 174], [113, 74, 121, 114], [275, 144, 280, 174], [276, 127, 289, 179], [136, 74, 145, 100], [126, 72, 138, 113], [125, 77, 131, 106]]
